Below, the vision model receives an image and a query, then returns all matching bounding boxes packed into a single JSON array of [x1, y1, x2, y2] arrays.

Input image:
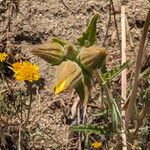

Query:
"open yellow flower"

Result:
[[0, 52, 8, 62], [92, 141, 102, 150], [12, 61, 40, 82]]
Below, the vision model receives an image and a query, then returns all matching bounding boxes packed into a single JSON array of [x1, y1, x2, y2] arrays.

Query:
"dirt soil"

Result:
[[0, 0, 149, 149]]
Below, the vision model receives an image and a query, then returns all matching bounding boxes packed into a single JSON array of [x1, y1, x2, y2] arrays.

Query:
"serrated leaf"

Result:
[[77, 14, 99, 47], [70, 124, 112, 135], [101, 61, 129, 85]]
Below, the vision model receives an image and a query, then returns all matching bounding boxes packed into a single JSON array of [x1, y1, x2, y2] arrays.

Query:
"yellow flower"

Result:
[[12, 62, 22, 72], [92, 141, 102, 150], [12, 61, 40, 82], [0, 52, 8, 62]]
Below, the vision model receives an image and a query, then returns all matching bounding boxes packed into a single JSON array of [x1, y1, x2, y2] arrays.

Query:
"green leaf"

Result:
[[101, 61, 129, 85], [51, 37, 68, 47], [92, 110, 109, 117], [70, 124, 112, 135], [111, 100, 121, 130], [77, 14, 99, 47]]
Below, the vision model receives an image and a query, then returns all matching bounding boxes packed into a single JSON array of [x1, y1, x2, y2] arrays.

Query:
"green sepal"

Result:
[[51, 37, 68, 47], [75, 73, 91, 104], [64, 44, 78, 60]]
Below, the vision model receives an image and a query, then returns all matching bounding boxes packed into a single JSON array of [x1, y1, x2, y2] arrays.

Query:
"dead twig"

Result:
[[60, 0, 88, 14], [110, 0, 121, 50], [103, 3, 112, 47], [60, 0, 77, 14]]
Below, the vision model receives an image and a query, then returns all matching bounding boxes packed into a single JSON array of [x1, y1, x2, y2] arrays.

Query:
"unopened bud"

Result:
[[78, 46, 108, 70], [31, 43, 65, 65], [54, 60, 82, 94]]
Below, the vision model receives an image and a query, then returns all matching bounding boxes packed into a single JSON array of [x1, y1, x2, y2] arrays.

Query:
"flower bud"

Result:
[[54, 60, 82, 94], [31, 43, 65, 65], [78, 46, 108, 70]]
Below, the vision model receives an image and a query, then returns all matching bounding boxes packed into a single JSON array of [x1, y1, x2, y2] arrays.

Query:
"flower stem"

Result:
[[23, 82, 33, 127]]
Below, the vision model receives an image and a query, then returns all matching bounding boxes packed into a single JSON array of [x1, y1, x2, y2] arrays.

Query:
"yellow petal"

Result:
[[54, 80, 66, 94]]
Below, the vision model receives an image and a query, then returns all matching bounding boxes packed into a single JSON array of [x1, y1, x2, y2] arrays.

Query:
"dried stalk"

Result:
[[121, 3, 127, 150], [125, 9, 150, 127]]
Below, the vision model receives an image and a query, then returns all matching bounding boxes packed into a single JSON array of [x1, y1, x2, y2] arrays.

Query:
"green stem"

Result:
[[23, 82, 33, 127]]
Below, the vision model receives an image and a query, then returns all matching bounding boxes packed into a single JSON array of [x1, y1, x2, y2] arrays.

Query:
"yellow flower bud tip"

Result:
[[54, 80, 66, 94], [92, 141, 102, 150], [54, 60, 82, 94]]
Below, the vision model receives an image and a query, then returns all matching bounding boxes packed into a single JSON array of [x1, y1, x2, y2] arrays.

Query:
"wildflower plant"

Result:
[[0, 60, 40, 149], [12, 61, 40, 127], [31, 14, 129, 148], [31, 14, 107, 104]]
